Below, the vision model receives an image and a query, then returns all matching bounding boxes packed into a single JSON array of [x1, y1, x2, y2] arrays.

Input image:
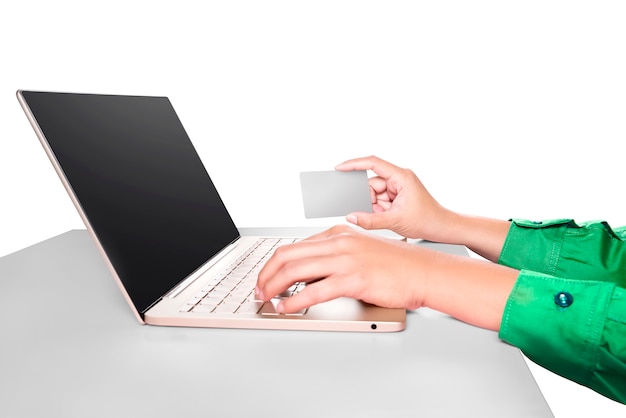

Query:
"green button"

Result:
[[554, 291, 574, 308]]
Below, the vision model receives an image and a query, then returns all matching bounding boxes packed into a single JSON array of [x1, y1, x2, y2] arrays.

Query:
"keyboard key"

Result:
[[182, 238, 307, 316], [179, 304, 195, 312], [214, 302, 240, 314], [236, 301, 264, 314], [192, 304, 217, 313]]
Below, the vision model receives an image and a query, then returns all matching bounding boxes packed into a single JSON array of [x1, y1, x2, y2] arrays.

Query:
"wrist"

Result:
[[407, 245, 439, 310], [420, 208, 466, 244], [421, 251, 518, 331], [433, 212, 511, 263]]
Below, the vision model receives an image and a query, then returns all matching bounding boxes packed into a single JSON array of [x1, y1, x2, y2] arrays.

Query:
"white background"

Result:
[[1, 1, 625, 416]]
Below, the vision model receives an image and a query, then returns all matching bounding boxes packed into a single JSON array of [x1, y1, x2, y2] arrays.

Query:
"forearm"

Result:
[[421, 249, 519, 331], [432, 210, 511, 263]]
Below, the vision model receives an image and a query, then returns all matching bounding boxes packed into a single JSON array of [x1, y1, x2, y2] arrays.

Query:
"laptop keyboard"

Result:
[[179, 238, 307, 316]]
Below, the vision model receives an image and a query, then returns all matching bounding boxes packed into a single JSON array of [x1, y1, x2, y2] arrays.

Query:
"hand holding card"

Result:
[[299, 170, 372, 219]]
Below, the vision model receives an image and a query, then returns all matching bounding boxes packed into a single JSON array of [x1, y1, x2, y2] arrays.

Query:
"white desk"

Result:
[[0, 229, 553, 417]]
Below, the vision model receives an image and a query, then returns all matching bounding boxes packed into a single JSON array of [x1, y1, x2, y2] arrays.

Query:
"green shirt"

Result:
[[498, 219, 626, 405]]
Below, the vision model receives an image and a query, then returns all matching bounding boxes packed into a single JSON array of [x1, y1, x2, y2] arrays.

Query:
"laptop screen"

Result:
[[20, 91, 240, 316]]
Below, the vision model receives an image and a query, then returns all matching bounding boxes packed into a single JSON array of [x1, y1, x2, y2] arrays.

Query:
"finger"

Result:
[[256, 239, 326, 289], [259, 254, 344, 302], [346, 211, 393, 230], [368, 176, 388, 196], [372, 200, 392, 212], [275, 274, 352, 313], [300, 224, 354, 243], [335, 155, 399, 179], [256, 225, 356, 290], [256, 229, 352, 291]]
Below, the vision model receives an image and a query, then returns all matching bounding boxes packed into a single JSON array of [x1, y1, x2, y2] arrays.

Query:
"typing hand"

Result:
[[255, 225, 428, 314]]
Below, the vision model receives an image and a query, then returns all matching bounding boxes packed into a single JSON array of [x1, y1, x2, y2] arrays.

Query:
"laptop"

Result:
[[17, 90, 406, 332]]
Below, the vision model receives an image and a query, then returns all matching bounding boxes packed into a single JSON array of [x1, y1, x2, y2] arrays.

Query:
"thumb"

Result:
[[346, 212, 390, 230]]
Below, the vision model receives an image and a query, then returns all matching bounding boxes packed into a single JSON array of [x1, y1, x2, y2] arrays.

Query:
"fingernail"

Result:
[[346, 214, 357, 225], [275, 301, 285, 313], [255, 286, 264, 301]]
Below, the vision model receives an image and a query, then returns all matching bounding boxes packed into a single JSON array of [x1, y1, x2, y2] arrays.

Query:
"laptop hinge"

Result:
[[163, 239, 241, 299]]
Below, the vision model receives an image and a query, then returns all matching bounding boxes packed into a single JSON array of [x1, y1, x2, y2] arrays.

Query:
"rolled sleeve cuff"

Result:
[[499, 270, 623, 400], [498, 219, 574, 274]]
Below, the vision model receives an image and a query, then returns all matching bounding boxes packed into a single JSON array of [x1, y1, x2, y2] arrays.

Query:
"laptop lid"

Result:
[[17, 90, 240, 319]]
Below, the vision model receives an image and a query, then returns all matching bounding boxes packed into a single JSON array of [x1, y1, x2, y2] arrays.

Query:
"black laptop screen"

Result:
[[20, 91, 240, 316]]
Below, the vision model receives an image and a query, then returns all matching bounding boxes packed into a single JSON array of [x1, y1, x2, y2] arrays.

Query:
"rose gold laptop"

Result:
[[17, 90, 406, 332]]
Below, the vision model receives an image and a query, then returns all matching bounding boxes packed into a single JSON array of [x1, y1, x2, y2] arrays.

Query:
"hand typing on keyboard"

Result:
[[181, 238, 308, 316], [255, 226, 429, 315]]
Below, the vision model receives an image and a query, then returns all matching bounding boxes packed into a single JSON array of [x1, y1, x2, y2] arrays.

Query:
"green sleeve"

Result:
[[497, 219, 626, 404], [499, 272, 626, 404], [499, 219, 626, 284]]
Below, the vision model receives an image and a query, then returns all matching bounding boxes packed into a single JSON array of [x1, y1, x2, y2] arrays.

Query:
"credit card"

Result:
[[299, 170, 372, 218]]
